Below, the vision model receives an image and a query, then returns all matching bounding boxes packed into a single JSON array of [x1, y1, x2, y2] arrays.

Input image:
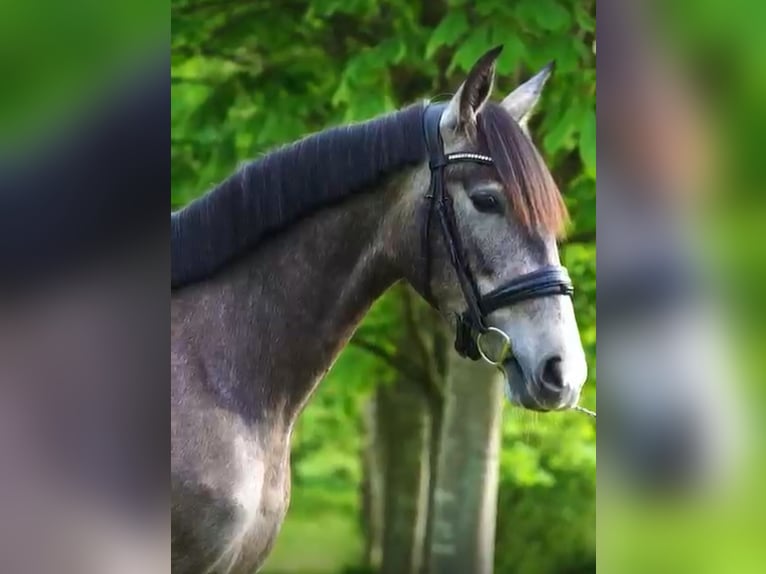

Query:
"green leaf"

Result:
[[449, 26, 491, 72], [519, 0, 572, 32], [426, 12, 469, 58], [542, 100, 584, 155], [377, 37, 407, 64], [574, 2, 595, 32], [492, 32, 526, 74], [579, 109, 597, 178]]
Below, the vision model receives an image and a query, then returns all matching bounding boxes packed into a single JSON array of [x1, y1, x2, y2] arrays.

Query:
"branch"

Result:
[[171, 75, 214, 86], [172, 45, 252, 67], [171, 137, 198, 147], [351, 337, 428, 385], [563, 230, 596, 246], [173, 0, 252, 17]]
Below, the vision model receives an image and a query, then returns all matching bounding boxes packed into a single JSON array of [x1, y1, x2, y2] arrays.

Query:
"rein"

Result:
[[420, 104, 594, 419]]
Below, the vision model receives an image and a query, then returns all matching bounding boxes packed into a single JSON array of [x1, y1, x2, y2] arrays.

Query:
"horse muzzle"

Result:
[[502, 355, 581, 412]]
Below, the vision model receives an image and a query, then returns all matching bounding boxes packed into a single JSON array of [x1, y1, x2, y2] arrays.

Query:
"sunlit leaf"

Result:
[[426, 12, 470, 58], [579, 109, 597, 178], [449, 26, 492, 72]]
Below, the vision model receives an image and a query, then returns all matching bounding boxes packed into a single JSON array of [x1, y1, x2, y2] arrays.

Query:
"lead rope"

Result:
[[573, 405, 596, 418]]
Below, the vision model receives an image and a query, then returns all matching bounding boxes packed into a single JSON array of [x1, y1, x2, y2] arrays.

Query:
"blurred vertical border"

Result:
[[0, 2, 170, 574], [597, 0, 766, 572]]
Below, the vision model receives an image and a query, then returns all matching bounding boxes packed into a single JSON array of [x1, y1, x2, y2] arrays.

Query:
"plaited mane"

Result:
[[171, 104, 427, 288]]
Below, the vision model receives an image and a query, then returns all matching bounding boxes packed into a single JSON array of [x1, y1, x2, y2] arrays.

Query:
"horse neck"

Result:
[[173, 177, 420, 424]]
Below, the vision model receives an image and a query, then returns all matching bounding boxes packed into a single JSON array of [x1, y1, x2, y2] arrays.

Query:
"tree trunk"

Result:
[[377, 377, 431, 574], [419, 392, 443, 574], [358, 287, 453, 574], [361, 399, 385, 570], [426, 356, 504, 574]]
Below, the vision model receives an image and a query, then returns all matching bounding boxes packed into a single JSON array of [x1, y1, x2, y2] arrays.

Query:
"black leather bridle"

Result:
[[420, 103, 575, 363]]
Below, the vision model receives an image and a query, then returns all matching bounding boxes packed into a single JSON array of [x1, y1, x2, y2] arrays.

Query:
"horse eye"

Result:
[[470, 192, 502, 214]]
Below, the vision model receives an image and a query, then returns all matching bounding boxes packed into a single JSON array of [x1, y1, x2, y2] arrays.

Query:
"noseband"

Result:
[[420, 103, 574, 363]]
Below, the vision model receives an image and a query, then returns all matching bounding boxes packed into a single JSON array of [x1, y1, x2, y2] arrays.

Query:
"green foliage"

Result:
[[172, 1, 595, 572]]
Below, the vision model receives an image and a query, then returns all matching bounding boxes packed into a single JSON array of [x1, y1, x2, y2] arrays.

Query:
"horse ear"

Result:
[[441, 45, 503, 135], [501, 62, 554, 129]]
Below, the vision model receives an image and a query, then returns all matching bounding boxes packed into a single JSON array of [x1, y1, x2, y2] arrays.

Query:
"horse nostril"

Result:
[[539, 355, 564, 391]]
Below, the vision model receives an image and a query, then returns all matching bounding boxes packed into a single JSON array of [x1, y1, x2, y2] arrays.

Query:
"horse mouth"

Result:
[[501, 357, 552, 412]]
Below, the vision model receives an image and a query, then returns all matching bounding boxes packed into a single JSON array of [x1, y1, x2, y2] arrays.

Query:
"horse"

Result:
[[170, 46, 588, 573]]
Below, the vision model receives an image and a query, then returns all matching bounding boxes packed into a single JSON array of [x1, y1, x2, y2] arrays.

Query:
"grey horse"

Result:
[[171, 47, 587, 573]]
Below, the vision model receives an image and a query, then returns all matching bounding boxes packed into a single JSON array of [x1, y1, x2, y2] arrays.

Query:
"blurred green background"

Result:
[[171, 1, 596, 573], [597, 1, 766, 573], [0, 0, 164, 148]]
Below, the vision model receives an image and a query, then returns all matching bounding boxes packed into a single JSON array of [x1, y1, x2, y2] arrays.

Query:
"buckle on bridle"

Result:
[[476, 326, 512, 366]]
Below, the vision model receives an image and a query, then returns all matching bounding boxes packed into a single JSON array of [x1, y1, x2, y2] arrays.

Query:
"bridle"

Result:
[[420, 103, 575, 365]]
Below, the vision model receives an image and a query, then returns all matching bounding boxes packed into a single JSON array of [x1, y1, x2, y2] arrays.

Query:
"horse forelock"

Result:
[[476, 102, 568, 237]]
